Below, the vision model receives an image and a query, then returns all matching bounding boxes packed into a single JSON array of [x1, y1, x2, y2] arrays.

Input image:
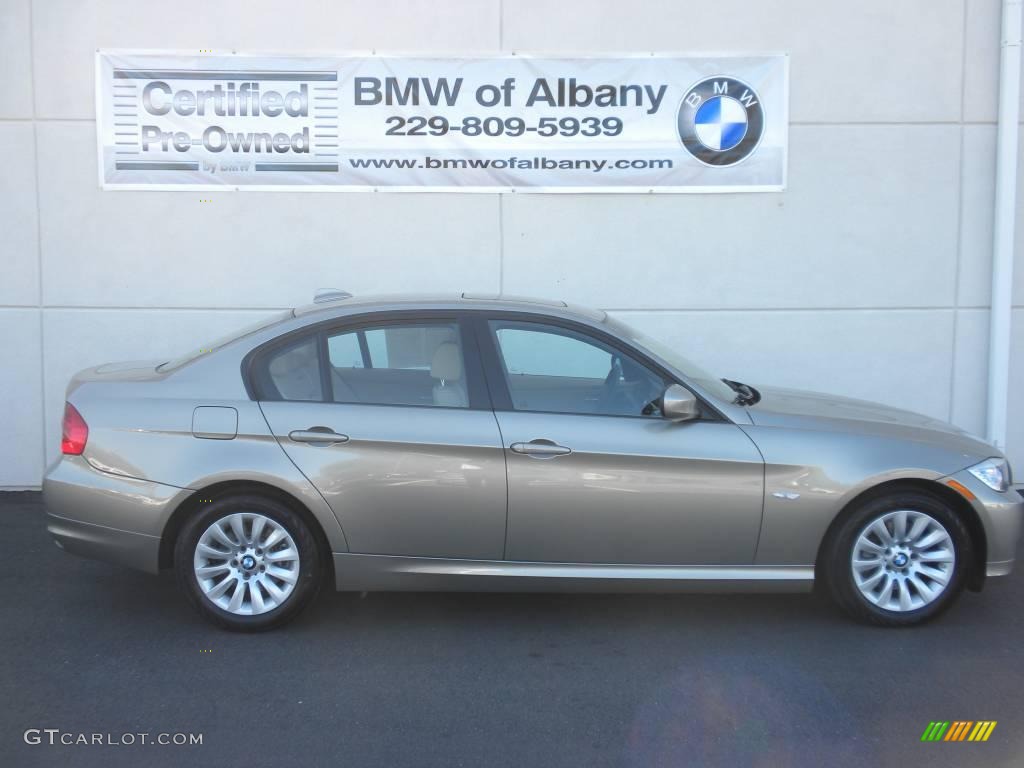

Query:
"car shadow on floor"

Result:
[[67, 560, 845, 633], [307, 582, 845, 632]]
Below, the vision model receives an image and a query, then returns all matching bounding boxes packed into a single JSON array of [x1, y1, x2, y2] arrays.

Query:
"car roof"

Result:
[[292, 292, 607, 323]]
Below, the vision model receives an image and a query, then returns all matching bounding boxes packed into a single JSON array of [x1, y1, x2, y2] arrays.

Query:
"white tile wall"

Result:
[[0, 310, 43, 487], [0, 0, 33, 119], [1008, 310, 1024, 456], [2, 0, 1023, 487], [951, 308, 990, 435], [0, 122, 39, 305], [502, 0, 966, 123], [962, 0, 1024, 124], [958, 129, 1024, 308], [30, 0, 502, 119], [502, 125, 961, 310], [36, 123, 501, 309], [958, 125, 998, 308]]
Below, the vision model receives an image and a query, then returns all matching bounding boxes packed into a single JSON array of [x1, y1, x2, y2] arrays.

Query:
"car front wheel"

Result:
[[174, 495, 322, 631], [823, 490, 971, 626]]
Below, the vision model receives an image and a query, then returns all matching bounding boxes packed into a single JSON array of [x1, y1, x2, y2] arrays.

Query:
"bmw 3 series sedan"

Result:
[[44, 293, 1022, 630]]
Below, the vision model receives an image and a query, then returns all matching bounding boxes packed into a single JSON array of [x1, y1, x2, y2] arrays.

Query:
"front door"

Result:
[[480, 318, 764, 565], [255, 316, 507, 560]]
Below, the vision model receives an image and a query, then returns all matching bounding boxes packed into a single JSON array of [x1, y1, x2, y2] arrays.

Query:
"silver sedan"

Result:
[[43, 293, 1023, 630]]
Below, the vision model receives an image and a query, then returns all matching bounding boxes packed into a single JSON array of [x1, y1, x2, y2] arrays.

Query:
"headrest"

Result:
[[431, 342, 463, 381]]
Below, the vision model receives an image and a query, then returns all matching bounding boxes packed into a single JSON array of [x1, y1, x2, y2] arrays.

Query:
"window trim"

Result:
[[316, 331, 333, 402], [243, 310, 491, 411], [470, 311, 725, 422], [356, 330, 372, 368]]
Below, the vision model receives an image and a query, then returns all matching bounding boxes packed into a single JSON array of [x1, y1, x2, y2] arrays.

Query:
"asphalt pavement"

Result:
[[1, 490, 1022, 768]]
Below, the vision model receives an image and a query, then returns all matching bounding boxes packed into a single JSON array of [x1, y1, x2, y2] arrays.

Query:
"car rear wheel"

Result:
[[174, 495, 322, 631], [822, 490, 971, 626]]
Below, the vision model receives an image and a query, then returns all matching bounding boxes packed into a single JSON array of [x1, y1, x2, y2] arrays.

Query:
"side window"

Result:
[[326, 332, 365, 369], [260, 336, 323, 402], [489, 321, 666, 417], [326, 322, 467, 408], [497, 327, 611, 377]]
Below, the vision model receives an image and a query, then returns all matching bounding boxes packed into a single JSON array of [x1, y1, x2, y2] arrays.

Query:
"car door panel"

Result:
[[496, 411, 764, 565], [478, 316, 765, 566], [260, 401, 507, 560]]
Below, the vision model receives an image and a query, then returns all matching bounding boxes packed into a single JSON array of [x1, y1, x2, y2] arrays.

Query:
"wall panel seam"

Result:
[[28, 0, 46, 483], [4, 117, 1004, 126], [8, 305, 293, 312], [6, 305, 1017, 313], [498, 195, 504, 293], [949, 116, 967, 424], [946, 0, 969, 423], [603, 306, 976, 314], [949, 124, 966, 424]]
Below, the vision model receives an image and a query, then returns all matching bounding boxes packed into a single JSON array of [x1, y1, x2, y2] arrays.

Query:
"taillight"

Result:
[[61, 402, 89, 455]]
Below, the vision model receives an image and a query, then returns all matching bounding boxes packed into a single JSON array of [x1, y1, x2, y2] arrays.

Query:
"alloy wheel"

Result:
[[850, 509, 956, 612], [193, 512, 301, 615]]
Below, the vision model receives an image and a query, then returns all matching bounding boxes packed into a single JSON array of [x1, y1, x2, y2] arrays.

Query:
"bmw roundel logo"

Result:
[[677, 76, 765, 167]]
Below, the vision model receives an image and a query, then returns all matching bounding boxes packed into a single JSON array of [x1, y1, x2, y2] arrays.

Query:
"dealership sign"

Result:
[[96, 51, 788, 192]]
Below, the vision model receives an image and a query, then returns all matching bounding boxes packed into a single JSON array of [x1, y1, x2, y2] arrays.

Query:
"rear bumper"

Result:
[[43, 455, 184, 574], [47, 513, 161, 574]]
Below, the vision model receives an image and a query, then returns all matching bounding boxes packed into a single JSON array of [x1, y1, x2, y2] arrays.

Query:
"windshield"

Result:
[[157, 310, 293, 372], [603, 316, 738, 403]]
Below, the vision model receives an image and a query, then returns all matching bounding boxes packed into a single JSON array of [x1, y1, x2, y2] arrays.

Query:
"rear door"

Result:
[[476, 315, 764, 565], [254, 314, 508, 560]]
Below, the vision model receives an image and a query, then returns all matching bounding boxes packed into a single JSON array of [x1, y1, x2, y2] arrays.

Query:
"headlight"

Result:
[[968, 457, 1010, 493]]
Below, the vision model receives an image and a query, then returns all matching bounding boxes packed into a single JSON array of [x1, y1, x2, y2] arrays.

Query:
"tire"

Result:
[[821, 490, 971, 627], [174, 494, 322, 631]]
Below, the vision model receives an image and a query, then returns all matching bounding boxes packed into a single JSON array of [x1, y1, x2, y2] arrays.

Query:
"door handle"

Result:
[[510, 439, 571, 458], [288, 428, 350, 445]]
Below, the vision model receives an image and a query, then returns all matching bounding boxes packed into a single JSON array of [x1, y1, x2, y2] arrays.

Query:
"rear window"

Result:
[[157, 311, 292, 372]]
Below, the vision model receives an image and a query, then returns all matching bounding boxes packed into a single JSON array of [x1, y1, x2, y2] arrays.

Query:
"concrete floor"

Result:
[[1, 490, 1022, 768]]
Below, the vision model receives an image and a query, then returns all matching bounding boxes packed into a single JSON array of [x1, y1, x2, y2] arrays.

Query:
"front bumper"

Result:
[[943, 469, 1024, 577], [43, 455, 184, 574], [986, 559, 1015, 577]]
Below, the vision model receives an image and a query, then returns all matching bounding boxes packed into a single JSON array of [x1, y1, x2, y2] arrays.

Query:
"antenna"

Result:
[[313, 289, 353, 304]]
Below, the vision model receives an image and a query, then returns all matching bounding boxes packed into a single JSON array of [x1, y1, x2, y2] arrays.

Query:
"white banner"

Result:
[[96, 51, 788, 193]]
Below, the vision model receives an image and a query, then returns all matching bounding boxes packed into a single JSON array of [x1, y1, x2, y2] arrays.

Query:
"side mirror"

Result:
[[660, 384, 700, 422]]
